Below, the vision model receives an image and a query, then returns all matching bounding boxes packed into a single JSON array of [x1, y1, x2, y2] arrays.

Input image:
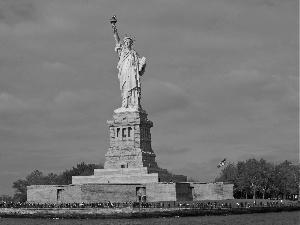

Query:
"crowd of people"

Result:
[[1, 201, 128, 209], [0, 200, 292, 209]]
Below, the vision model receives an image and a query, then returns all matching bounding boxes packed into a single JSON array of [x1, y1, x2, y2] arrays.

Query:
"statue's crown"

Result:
[[123, 35, 136, 42]]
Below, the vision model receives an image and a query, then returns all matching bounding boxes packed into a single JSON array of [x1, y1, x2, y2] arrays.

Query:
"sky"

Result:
[[0, 0, 298, 196]]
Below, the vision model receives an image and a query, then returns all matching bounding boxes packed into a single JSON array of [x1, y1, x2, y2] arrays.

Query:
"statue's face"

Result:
[[124, 40, 133, 49]]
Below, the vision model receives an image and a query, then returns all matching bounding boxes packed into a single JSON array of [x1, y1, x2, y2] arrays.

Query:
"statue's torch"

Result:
[[110, 15, 117, 29], [110, 15, 120, 43]]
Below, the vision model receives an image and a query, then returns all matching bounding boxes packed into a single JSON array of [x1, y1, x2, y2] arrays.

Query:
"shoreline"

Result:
[[1, 206, 299, 219]]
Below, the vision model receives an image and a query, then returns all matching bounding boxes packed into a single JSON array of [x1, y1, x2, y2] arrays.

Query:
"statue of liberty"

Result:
[[110, 15, 146, 111]]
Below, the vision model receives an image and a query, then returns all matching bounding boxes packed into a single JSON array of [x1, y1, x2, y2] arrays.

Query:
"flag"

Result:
[[217, 158, 226, 168]]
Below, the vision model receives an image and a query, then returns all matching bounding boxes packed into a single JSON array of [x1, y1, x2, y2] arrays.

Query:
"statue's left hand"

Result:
[[139, 57, 146, 75], [140, 57, 146, 65]]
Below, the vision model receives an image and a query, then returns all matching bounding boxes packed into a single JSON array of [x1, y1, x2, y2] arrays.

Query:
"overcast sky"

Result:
[[0, 0, 298, 195]]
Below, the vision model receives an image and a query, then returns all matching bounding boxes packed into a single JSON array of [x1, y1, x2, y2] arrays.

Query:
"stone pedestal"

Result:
[[72, 108, 187, 184], [105, 108, 158, 169]]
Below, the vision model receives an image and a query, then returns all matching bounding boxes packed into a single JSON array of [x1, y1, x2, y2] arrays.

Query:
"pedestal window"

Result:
[[128, 127, 132, 137], [122, 128, 126, 138]]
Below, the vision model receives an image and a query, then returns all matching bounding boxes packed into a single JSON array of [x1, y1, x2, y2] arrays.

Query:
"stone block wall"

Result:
[[80, 184, 139, 203], [27, 185, 66, 204], [28, 184, 140, 204], [223, 183, 234, 199], [191, 182, 231, 200], [212, 182, 224, 200], [28, 181, 233, 204], [175, 183, 193, 201], [190, 183, 208, 200], [145, 183, 177, 202], [72, 173, 158, 184], [60, 185, 81, 203]]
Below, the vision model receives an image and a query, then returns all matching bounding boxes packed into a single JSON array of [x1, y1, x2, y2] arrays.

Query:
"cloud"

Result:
[[0, 0, 36, 25], [224, 0, 298, 8], [42, 61, 73, 72], [0, 93, 45, 129], [172, 158, 225, 182], [236, 146, 300, 165], [142, 79, 191, 114], [52, 90, 99, 110], [156, 146, 191, 155], [0, 90, 107, 150], [194, 66, 298, 126], [0, 93, 30, 112]]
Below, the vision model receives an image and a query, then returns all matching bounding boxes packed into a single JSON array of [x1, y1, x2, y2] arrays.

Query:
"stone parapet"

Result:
[[94, 167, 149, 176], [72, 173, 159, 184]]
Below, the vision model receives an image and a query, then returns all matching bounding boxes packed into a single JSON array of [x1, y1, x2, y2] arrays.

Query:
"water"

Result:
[[0, 211, 299, 225]]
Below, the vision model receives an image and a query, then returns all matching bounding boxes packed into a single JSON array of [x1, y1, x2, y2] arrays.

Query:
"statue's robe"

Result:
[[115, 44, 146, 108]]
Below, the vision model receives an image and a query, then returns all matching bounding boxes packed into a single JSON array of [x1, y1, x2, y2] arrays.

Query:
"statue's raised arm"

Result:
[[113, 26, 120, 44], [110, 15, 121, 55], [109, 15, 146, 111]]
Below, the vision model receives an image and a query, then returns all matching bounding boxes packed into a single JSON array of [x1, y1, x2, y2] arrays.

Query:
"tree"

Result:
[[26, 170, 46, 185], [257, 159, 274, 199], [12, 179, 28, 202], [215, 163, 238, 184], [287, 164, 300, 199], [215, 158, 298, 200], [274, 161, 299, 199]]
